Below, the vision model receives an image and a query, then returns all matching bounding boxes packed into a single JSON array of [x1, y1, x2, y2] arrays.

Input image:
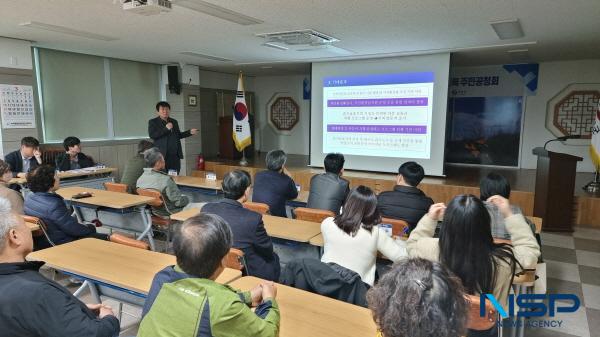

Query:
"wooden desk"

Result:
[[170, 209, 322, 243], [27, 238, 242, 296], [173, 176, 222, 191], [262, 214, 321, 242], [9, 167, 117, 185], [309, 233, 324, 247], [56, 186, 154, 209], [230, 276, 376, 337]]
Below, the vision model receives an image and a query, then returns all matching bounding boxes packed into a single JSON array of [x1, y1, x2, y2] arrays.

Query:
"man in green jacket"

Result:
[[138, 213, 280, 337], [120, 140, 153, 193]]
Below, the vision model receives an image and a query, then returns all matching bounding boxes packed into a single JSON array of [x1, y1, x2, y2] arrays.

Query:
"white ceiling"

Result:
[[1, 0, 599, 75]]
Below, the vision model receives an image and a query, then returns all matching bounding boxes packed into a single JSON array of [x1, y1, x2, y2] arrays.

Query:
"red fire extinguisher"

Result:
[[197, 154, 205, 170]]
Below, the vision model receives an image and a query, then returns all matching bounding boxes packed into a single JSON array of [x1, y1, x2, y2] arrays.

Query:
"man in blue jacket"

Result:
[[203, 170, 280, 281], [0, 197, 120, 337]]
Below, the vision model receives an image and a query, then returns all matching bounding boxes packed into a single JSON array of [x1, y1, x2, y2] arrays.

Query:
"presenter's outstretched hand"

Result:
[[191, 128, 199, 135]]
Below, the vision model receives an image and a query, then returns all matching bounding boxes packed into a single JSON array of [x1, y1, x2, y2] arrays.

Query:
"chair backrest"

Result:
[[466, 294, 497, 331], [22, 215, 55, 247], [243, 202, 270, 215], [381, 217, 410, 237], [109, 233, 150, 250], [294, 207, 335, 223], [525, 216, 543, 234], [104, 182, 128, 193], [136, 188, 164, 208], [224, 248, 246, 271]]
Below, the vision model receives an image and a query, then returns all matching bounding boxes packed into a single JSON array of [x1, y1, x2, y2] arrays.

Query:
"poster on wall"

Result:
[[0, 84, 36, 129], [446, 64, 538, 167]]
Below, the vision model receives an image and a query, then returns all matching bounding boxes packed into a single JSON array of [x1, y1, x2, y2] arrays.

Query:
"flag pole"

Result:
[[238, 70, 248, 166]]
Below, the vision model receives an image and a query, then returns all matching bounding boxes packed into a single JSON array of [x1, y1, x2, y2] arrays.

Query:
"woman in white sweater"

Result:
[[321, 186, 407, 286]]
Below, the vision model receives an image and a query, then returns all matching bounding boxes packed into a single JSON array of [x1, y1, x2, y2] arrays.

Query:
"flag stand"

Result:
[[583, 170, 600, 193], [239, 148, 248, 166]]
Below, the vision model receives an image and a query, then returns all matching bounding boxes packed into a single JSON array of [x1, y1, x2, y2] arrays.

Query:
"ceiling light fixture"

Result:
[[180, 51, 231, 62], [490, 19, 524, 40], [19, 21, 118, 41], [173, 0, 263, 25], [262, 42, 289, 51]]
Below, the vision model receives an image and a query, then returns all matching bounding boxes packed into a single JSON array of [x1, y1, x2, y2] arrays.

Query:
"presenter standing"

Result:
[[148, 101, 198, 174]]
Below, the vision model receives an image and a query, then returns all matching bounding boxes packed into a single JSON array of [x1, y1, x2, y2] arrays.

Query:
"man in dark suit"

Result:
[[252, 150, 298, 217], [377, 161, 434, 232], [4, 137, 42, 178], [307, 153, 349, 214], [202, 170, 280, 281], [147, 101, 198, 173]]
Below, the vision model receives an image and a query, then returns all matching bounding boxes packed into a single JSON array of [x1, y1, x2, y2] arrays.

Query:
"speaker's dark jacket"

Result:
[[147, 117, 191, 160]]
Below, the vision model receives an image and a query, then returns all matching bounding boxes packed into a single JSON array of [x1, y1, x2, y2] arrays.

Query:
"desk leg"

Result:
[[73, 280, 101, 303], [138, 207, 156, 251]]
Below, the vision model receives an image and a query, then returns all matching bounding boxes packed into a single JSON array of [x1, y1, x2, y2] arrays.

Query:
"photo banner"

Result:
[[449, 63, 539, 97]]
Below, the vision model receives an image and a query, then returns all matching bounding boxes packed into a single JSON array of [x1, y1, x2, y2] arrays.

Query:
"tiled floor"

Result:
[[44, 226, 600, 337], [520, 227, 600, 337]]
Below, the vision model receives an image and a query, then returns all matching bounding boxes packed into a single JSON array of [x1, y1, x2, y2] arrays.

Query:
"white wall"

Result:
[[253, 74, 310, 155], [199, 69, 255, 91], [521, 59, 600, 172], [0, 37, 32, 69]]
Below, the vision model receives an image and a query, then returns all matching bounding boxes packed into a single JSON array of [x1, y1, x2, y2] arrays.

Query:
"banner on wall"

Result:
[[450, 63, 539, 97], [0, 84, 36, 129], [446, 64, 538, 167]]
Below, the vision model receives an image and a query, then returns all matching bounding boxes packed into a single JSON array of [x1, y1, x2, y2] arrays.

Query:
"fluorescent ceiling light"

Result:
[[180, 51, 231, 62], [19, 21, 118, 41], [490, 19, 524, 40], [174, 0, 263, 25], [263, 42, 289, 51]]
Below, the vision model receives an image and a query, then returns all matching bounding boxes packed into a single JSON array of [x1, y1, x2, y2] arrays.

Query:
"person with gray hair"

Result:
[[252, 150, 298, 217], [138, 213, 280, 337], [0, 197, 120, 336], [136, 147, 204, 216]]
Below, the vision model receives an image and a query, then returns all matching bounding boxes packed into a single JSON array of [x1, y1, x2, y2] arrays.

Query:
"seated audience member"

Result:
[[0, 197, 120, 337], [55, 136, 95, 171], [202, 170, 280, 281], [377, 161, 433, 231], [321, 186, 407, 286], [0, 160, 24, 214], [367, 258, 468, 337], [24, 165, 108, 249], [5, 136, 42, 178], [479, 172, 536, 239], [252, 150, 298, 217], [139, 213, 280, 337], [136, 147, 203, 216], [307, 153, 349, 214], [407, 195, 540, 311], [120, 139, 154, 193]]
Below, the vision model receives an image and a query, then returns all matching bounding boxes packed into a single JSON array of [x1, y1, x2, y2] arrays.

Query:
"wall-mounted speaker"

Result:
[[167, 65, 181, 95]]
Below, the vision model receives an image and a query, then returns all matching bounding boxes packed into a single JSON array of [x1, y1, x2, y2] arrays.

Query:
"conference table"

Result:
[[27, 238, 242, 303], [173, 176, 222, 195], [229, 276, 377, 337], [170, 208, 322, 243], [55, 187, 159, 250], [10, 167, 117, 197]]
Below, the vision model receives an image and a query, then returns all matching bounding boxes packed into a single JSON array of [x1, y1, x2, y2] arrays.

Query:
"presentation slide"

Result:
[[322, 72, 434, 159], [310, 53, 450, 176]]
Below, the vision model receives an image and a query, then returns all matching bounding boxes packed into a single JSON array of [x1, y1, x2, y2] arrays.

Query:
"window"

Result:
[[34, 48, 161, 142]]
